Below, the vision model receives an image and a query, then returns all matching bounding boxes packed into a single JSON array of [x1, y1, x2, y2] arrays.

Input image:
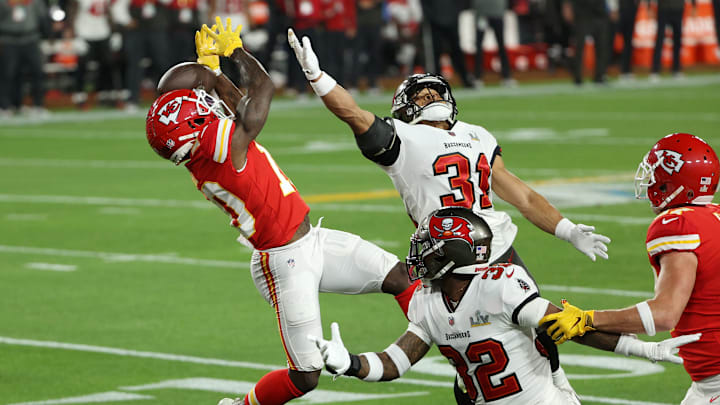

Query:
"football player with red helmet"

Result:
[[541, 133, 719, 404], [145, 18, 415, 405], [309, 208, 697, 405]]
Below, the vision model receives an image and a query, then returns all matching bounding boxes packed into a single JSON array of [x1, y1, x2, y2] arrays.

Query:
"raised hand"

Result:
[[195, 25, 220, 71], [202, 16, 243, 57]]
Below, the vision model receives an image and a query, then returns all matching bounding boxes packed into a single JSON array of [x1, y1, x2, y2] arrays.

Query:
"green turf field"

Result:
[[1, 75, 719, 405]]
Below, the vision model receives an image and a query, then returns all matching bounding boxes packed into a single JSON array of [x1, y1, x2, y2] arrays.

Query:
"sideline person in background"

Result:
[[472, 0, 516, 87], [649, 0, 696, 82], [145, 18, 415, 405], [541, 133, 719, 405], [563, 0, 612, 85], [65, 0, 116, 109], [0, 0, 49, 117]]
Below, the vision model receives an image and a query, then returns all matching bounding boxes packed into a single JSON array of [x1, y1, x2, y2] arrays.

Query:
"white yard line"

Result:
[[25, 262, 77, 272], [0, 245, 246, 268]]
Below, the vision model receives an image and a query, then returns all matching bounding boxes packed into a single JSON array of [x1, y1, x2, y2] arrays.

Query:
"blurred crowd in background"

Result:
[[1, 0, 719, 117]]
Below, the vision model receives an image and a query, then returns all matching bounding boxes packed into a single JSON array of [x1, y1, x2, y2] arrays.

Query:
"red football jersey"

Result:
[[185, 119, 310, 250], [646, 203, 720, 381]]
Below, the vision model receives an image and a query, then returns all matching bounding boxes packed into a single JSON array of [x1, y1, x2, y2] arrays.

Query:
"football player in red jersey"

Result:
[[541, 133, 719, 404], [145, 18, 414, 405]]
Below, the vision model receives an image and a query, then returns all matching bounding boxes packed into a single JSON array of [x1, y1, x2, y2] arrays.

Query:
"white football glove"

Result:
[[287, 28, 321, 81], [308, 322, 351, 375], [614, 333, 702, 364], [555, 218, 611, 261]]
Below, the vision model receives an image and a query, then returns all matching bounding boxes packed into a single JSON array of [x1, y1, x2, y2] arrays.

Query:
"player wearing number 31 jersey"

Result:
[[145, 19, 414, 405], [288, 29, 611, 270]]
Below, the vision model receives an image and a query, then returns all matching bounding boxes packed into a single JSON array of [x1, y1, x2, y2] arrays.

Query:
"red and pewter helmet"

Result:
[[145, 88, 234, 165], [635, 133, 719, 211], [406, 207, 492, 283]]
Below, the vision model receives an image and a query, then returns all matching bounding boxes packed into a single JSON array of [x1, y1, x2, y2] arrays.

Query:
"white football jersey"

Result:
[[407, 264, 555, 404], [383, 119, 517, 264], [74, 0, 111, 40]]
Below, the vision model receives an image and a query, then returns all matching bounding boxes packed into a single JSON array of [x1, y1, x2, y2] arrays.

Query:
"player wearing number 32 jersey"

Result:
[[145, 19, 414, 405], [309, 208, 694, 405]]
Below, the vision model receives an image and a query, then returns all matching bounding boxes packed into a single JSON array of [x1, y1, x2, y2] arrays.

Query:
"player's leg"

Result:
[[315, 226, 417, 315], [245, 239, 325, 403]]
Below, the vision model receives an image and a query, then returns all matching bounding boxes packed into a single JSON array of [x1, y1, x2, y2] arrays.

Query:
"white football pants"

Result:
[[250, 222, 398, 371]]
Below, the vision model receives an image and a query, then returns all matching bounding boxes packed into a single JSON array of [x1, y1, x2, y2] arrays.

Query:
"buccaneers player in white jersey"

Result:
[[309, 207, 696, 404], [144, 19, 415, 405], [287, 28, 609, 283], [542, 133, 719, 404]]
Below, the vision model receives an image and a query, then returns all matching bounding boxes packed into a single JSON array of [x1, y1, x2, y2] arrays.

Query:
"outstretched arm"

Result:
[[287, 28, 375, 134], [539, 296, 700, 364], [491, 156, 611, 261], [309, 322, 430, 381], [223, 46, 274, 141]]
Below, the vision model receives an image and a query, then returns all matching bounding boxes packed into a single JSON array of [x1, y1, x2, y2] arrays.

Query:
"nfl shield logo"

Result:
[[449, 316, 455, 326], [287, 259, 295, 268]]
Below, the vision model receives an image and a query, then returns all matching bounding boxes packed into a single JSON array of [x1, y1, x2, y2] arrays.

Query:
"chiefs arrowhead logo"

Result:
[[655, 149, 685, 176]]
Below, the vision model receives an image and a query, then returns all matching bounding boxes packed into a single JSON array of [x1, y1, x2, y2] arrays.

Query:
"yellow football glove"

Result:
[[195, 25, 220, 72], [539, 299, 595, 345], [202, 16, 243, 57]]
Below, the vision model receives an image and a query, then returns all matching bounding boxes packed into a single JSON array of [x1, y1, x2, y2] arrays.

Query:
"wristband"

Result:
[[360, 352, 383, 382], [384, 343, 411, 376], [345, 353, 362, 376], [554, 218, 574, 241], [310, 71, 337, 97], [636, 301, 656, 336], [614, 334, 636, 356]]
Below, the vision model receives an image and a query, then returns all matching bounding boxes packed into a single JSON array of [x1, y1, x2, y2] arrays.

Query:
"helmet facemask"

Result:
[[392, 74, 458, 127], [194, 89, 235, 121]]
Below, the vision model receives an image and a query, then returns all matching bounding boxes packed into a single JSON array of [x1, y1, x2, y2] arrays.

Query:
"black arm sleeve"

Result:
[[354, 116, 402, 166]]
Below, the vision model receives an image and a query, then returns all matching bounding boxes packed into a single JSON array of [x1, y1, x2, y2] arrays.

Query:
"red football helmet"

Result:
[[146, 88, 234, 165], [634, 133, 718, 211]]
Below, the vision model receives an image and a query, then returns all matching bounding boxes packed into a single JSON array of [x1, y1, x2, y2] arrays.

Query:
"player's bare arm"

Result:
[[492, 156, 611, 261], [539, 297, 701, 363], [309, 323, 429, 382], [491, 156, 562, 234], [317, 82, 375, 134], [353, 332, 430, 381], [222, 47, 274, 144], [198, 18, 274, 167], [592, 251, 697, 334]]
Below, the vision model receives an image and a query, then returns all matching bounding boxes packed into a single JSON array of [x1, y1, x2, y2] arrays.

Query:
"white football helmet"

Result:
[[391, 73, 458, 127]]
